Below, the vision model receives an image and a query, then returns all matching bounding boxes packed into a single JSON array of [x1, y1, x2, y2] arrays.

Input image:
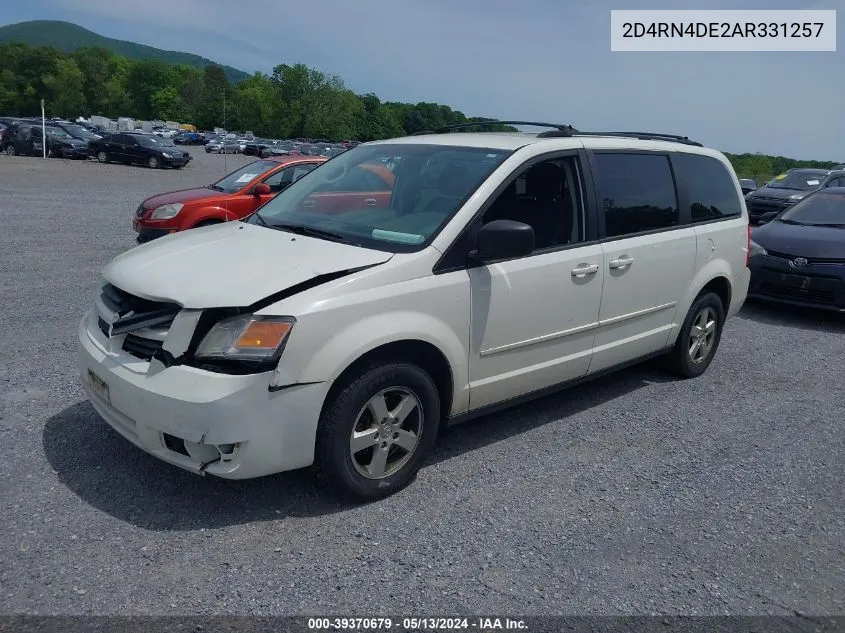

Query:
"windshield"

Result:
[[766, 171, 828, 191], [64, 124, 97, 140], [779, 192, 845, 226], [46, 127, 71, 139], [248, 143, 512, 252], [212, 159, 277, 192]]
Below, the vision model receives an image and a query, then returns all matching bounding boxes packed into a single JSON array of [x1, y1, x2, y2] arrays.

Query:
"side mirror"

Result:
[[471, 219, 535, 262], [252, 183, 271, 196], [759, 211, 778, 224]]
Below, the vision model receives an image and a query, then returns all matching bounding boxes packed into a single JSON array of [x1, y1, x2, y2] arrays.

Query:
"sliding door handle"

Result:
[[571, 263, 599, 277], [609, 256, 635, 269]]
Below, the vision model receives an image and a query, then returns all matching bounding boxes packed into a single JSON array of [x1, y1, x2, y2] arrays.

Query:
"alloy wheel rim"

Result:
[[349, 387, 423, 480], [688, 307, 717, 363]]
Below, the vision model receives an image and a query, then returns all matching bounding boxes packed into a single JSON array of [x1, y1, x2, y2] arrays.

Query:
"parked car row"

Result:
[[204, 136, 351, 159], [1, 116, 192, 169], [743, 168, 845, 223]]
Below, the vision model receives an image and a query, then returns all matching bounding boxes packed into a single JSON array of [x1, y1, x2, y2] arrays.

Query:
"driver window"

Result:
[[263, 167, 293, 193], [264, 164, 320, 193], [481, 156, 586, 251]]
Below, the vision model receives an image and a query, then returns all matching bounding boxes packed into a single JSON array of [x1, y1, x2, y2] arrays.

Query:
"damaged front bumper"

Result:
[[77, 309, 330, 479]]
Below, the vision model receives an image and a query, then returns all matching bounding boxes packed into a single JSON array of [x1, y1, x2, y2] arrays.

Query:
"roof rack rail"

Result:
[[411, 120, 579, 136], [548, 130, 702, 147]]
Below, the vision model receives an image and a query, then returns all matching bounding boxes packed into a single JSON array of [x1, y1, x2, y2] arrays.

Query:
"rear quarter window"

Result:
[[593, 152, 679, 238], [672, 153, 743, 222]]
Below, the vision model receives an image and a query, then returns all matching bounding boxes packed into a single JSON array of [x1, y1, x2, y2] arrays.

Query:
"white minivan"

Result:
[[79, 124, 751, 499]]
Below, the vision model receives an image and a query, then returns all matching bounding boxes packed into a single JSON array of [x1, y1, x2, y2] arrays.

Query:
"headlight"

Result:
[[195, 315, 295, 362], [150, 203, 183, 219], [749, 239, 767, 257], [161, 152, 172, 158]]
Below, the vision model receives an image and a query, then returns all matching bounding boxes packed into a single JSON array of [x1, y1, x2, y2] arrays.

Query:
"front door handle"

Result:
[[571, 263, 599, 277], [609, 256, 635, 269], [364, 198, 377, 206]]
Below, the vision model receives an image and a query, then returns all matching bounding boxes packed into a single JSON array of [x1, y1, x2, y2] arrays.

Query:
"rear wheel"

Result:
[[314, 360, 440, 500], [97, 150, 108, 163], [666, 292, 725, 378], [6, 145, 17, 156]]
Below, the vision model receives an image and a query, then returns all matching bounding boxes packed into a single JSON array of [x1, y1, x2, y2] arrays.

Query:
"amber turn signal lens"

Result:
[[234, 321, 293, 349]]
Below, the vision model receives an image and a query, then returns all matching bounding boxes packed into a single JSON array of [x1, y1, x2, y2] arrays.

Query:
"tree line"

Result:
[[0, 42, 514, 140], [1, 41, 840, 176], [722, 152, 839, 185]]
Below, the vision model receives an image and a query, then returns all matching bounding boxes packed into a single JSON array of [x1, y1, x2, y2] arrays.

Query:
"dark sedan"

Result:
[[748, 188, 845, 312], [739, 178, 757, 195], [744, 169, 830, 224], [89, 132, 191, 168]]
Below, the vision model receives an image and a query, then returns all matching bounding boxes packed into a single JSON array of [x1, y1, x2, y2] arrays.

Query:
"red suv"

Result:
[[133, 155, 327, 243]]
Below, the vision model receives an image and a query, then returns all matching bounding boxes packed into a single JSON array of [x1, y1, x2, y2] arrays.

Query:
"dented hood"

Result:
[[102, 222, 393, 309]]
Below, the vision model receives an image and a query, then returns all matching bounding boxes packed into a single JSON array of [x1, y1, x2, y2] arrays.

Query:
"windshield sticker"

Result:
[[235, 173, 257, 183], [807, 180, 820, 185], [372, 229, 425, 244], [774, 174, 786, 180]]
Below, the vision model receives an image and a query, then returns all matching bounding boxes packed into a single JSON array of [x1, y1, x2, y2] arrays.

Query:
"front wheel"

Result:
[[666, 292, 725, 378], [6, 145, 17, 156], [314, 361, 441, 500], [97, 150, 108, 163], [147, 156, 159, 169]]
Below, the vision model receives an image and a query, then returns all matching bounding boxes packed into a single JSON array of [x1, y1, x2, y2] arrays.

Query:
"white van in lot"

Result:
[[79, 123, 750, 499]]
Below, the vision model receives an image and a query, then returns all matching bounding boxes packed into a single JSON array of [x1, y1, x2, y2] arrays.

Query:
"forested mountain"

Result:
[[0, 20, 249, 83]]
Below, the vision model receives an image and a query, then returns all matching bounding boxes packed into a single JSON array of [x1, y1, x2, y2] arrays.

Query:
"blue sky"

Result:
[[3, 0, 843, 160]]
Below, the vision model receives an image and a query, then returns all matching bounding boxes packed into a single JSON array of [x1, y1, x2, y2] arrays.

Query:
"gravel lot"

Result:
[[0, 150, 843, 617]]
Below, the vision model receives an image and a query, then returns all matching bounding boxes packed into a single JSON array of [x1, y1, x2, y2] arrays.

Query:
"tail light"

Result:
[[745, 224, 751, 267]]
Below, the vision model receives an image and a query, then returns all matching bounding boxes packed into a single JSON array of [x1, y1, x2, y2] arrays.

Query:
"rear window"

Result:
[[673, 153, 743, 222]]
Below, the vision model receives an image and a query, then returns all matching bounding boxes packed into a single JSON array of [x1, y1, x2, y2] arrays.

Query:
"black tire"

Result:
[[314, 360, 441, 500], [6, 145, 17, 157], [666, 291, 725, 378], [148, 156, 159, 169], [96, 150, 108, 163]]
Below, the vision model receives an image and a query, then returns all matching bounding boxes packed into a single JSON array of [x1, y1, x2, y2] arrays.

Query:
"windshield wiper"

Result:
[[208, 184, 224, 191], [270, 222, 349, 243], [808, 222, 845, 228], [778, 218, 804, 225], [251, 212, 269, 227]]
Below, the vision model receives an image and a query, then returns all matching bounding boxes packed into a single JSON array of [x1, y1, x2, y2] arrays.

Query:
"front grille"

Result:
[[122, 334, 164, 361], [767, 250, 845, 266], [746, 198, 786, 213], [97, 283, 180, 362], [758, 282, 836, 304], [100, 283, 179, 335]]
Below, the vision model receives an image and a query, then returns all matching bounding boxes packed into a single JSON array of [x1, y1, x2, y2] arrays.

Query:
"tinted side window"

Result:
[[672, 153, 742, 222], [594, 153, 678, 238]]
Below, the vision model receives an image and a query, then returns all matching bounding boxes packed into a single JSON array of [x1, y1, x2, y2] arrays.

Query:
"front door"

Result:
[[588, 151, 697, 373], [468, 153, 604, 409]]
